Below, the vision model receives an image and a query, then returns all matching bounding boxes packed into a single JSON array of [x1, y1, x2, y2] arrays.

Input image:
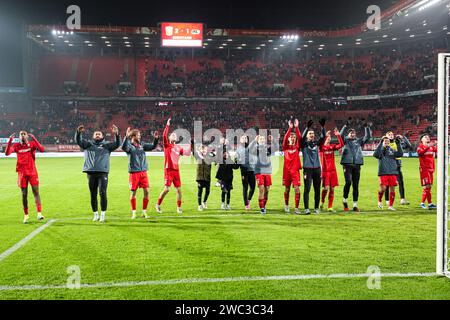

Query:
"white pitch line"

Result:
[[0, 219, 56, 264], [0, 272, 436, 292]]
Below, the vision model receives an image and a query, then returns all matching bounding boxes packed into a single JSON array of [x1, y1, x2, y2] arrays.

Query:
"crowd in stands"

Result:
[[140, 43, 440, 99]]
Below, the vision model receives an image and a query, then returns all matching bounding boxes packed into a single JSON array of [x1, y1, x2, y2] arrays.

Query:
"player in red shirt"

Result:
[[319, 128, 344, 212], [417, 134, 437, 210], [282, 119, 302, 214], [155, 118, 189, 213], [5, 131, 45, 224]]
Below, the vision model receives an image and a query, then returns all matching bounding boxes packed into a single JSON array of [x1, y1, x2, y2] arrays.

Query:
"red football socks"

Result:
[[321, 189, 328, 203], [284, 192, 289, 206], [143, 198, 149, 210], [131, 198, 137, 211], [328, 189, 334, 208], [295, 192, 300, 208]]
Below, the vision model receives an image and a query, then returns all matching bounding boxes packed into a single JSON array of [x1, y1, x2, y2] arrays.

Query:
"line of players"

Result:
[[5, 117, 437, 223]]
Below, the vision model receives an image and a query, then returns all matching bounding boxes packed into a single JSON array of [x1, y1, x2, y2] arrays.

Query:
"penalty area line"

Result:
[[0, 219, 56, 264], [0, 272, 436, 292]]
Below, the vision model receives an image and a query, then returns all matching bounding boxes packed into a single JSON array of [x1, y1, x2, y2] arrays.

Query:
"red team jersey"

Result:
[[319, 135, 344, 173], [5, 137, 44, 175], [417, 143, 437, 186], [282, 127, 302, 187], [5, 136, 44, 188], [319, 135, 344, 187], [163, 125, 184, 171]]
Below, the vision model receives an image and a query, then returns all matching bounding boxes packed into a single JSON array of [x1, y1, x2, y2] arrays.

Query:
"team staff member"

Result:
[[5, 131, 45, 224], [340, 120, 372, 212], [236, 135, 256, 211], [76, 124, 121, 223], [301, 119, 326, 214], [194, 143, 214, 211], [122, 127, 159, 219]]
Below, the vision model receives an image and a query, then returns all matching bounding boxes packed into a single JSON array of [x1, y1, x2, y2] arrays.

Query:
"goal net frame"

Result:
[[437, 53, 450, 277]]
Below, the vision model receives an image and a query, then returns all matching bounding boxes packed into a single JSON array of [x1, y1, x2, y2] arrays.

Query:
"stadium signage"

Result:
[[161, 22, 203, 47]]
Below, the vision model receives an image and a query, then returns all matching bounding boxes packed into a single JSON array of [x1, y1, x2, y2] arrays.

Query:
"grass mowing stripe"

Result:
[[0, 219, 56, 264], [0, 272, 436, 291]]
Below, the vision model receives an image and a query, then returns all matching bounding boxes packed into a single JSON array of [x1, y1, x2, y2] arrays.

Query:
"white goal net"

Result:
[[437, 53, 450, 277]]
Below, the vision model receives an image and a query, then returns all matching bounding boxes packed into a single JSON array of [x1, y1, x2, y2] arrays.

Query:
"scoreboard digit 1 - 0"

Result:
[[161, 22, 203, 47]]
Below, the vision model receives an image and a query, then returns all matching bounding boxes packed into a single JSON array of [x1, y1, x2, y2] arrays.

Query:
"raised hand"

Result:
[[153, 130, 160, 139], [126, 127, 132, 138], [319, 118, 326, 127], [333, 128, 340, 136], [112, 124, 119, 135], [307, 120, 314, 128], [167, 118, 171, 126], [288, 120, 293, 128], [294, 119, 299, 128], [326, 130, 331, 137], [77, 125, 85, 133], [346, 117, 352, 126]]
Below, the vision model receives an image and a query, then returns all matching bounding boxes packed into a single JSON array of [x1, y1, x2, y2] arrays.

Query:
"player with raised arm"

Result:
[[5, 131, 45, 223], [194, 143, 214, 211], [122, 127, 159, 219], [319, 128, 344, 213], [236, 135, 256, 211], [282, 119, 302, 214], [249, 134, 274, 214], [339, 119, 372, 212], [374, 136, 404, 211], [383, 131, 412, 206], [417, 134, 437, 210], [75, 124, 121, 223], [301, 119, 326, 214], [156, 118, 189, 214], [216, 139, 240, 210]]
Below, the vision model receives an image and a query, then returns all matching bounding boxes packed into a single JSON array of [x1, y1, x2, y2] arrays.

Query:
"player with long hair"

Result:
[[122, 127, 159, 219]]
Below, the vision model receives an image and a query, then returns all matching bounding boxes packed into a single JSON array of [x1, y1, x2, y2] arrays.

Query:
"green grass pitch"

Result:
[[0, 155, 449, 300]]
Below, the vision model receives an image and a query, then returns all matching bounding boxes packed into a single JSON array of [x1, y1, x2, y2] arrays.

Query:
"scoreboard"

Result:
[[161, 22, 203, 47]]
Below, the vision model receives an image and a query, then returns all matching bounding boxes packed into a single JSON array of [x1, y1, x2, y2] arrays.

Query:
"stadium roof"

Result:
[[27, 0, 449, 52]]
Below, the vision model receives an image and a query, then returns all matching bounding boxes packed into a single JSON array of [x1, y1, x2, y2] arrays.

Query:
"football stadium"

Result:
[[1, 0, 450, 306]]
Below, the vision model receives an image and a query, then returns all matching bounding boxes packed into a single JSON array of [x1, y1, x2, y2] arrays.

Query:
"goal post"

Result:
[[437, 53, 450, 276]]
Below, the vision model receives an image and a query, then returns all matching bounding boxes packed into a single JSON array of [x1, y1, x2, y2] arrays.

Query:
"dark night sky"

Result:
[[1, 0, 396, 30]]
